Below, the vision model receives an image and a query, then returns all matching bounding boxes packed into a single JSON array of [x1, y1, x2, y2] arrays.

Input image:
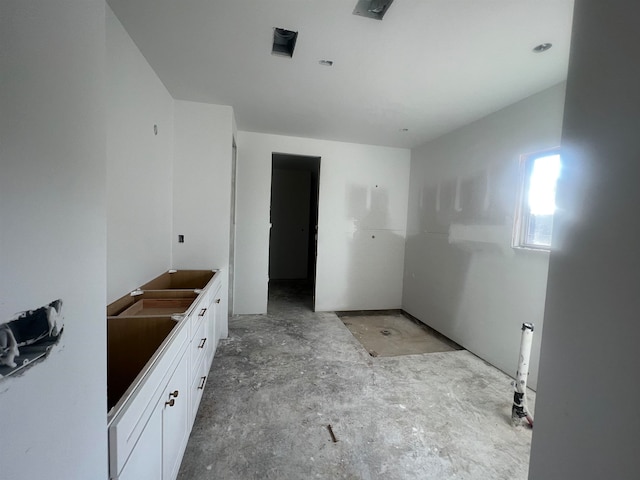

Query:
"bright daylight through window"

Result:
[[513, 150, 561, 250]]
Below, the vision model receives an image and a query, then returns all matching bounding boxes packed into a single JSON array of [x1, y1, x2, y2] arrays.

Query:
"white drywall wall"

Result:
[[0, 1, 108, 478], [173, 100, 234, 335], [235, 132, 410, 314], [106, 6, 174, 303], [403, 83, 566, 389], [173, 101, 233, 269], [530, 2, 640, 478]]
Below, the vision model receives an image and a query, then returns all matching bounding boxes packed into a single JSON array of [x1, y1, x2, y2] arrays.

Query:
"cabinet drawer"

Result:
[[190, 354, 209, 424], [190, 313, 208, 379], [108, 320, 189, 477], [190, 300, 208, 338], [207, 282, 222, 365]]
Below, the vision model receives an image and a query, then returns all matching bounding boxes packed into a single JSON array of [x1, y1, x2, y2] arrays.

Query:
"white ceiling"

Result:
[[107, 0, 575, 149]]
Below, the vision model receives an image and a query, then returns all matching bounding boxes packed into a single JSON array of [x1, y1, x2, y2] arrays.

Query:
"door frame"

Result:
[[268, 153, 321, 311]]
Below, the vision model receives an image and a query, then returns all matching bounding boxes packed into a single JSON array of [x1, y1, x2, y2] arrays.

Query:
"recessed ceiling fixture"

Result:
[[318, 60, 334, 66], [272, 28, 298, 57], [353, 0, 394, 20], [533, 43, 553, 53]]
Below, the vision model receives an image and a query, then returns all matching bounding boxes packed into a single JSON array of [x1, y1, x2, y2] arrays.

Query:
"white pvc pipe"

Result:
[[512, 322, 534, 427]]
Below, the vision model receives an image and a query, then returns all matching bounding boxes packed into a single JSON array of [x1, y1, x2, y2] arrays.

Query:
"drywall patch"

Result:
[[0, 300, 64, 379]]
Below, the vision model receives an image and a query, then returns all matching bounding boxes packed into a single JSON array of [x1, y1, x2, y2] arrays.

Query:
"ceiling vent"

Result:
[[353, 0, 394, 20], [272, 28, 298, 58]]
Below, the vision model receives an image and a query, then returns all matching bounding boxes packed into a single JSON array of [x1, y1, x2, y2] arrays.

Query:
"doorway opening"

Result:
[[268, 153, 321, 311], [228, 138, 237, 316]]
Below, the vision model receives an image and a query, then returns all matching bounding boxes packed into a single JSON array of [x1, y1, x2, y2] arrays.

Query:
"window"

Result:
[[513, 149, 561, 250]]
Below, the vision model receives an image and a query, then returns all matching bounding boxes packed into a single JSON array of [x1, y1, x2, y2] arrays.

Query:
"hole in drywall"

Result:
[[272, 28, 298, 58], [0, 300, 64, 380], [533, 43, 552, 53]]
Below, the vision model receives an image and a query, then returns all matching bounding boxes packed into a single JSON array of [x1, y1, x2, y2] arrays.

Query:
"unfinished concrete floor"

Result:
[[178, 283, 535, 480]]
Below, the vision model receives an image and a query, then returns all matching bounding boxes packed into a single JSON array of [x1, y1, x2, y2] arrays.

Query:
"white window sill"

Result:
[[512, 245, 551, 253]]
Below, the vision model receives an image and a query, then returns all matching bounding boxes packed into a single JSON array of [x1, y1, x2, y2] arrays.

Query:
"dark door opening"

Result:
[[268, 153, 321, 311]]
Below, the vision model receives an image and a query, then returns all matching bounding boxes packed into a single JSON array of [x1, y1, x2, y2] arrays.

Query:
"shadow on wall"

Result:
[[404, 176, 471, 336], [423, 166, 511, 232], [403, 160, 550, 389], [344, 184, 405, 309], [404, 164, 515, 338]]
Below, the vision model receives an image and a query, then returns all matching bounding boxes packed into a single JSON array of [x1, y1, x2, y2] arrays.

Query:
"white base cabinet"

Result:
[[107, 269, 225, 480], [161, 349, 190, 480], [117, 405, 162, 480], [207, 280, 223, 367]]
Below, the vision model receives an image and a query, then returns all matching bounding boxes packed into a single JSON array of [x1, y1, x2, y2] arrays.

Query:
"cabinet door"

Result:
[[115, 402, 162, 480], [190, 354, 209, 424], [162, 350, 190, 480], [108, 320, 190, 477], [206, 285, 222, 366]]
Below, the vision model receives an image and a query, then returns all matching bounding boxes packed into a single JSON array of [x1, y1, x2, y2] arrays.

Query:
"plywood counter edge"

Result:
[[106, 315, 184, 425], [106, 269, 220, 426]]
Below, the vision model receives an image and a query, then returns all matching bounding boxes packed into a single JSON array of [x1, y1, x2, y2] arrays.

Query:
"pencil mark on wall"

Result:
[[0, 300, 64, 380]]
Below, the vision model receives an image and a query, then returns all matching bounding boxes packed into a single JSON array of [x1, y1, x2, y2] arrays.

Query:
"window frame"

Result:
[[512, 147, 561, 251]]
